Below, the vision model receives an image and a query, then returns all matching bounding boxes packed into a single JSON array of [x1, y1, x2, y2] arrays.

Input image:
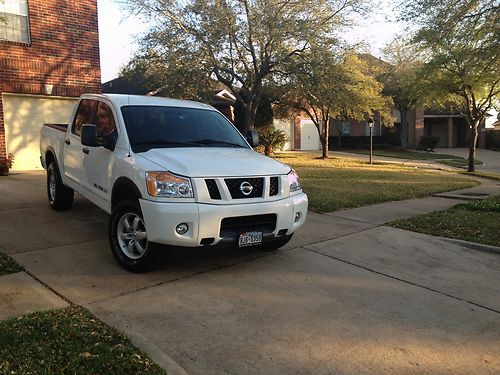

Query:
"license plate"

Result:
[[238, 231, 263, 247]]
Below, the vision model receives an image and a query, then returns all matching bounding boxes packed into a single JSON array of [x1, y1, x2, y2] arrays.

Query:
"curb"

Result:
[[124, 329, 189, 375], [443, 237, 500, 255]]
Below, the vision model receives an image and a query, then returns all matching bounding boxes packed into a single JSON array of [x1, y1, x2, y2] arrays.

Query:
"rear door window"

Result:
[[72, 99, 97, 136]]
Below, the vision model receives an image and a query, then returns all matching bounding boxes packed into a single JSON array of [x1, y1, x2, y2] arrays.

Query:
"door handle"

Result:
[[82, 148, 89, 155], [65, 139, 71, 145]]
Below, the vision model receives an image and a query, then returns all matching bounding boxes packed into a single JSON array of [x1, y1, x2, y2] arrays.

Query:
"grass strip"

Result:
[[437, 159, 483, 168], [0, 251, 23, 275], [274, 152, 478, 213], [460, 171, 500, 181], [0, 306, 166, 374], [344, 149, 464, 160], [389, 196, 500, 247]]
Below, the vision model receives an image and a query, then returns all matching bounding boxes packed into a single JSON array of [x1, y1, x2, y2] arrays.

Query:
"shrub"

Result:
[[258, 127, 287, 156], [0, 153, 14, 175], [417, 136, 440, 151]]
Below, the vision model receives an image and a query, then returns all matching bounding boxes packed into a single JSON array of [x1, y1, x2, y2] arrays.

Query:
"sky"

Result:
[[97, 0, 401, 83]]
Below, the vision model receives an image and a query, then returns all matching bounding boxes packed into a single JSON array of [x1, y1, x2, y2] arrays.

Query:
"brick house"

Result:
[[273, 112, 385, 151], [0, 0, 101, 171], [276, 107, 486, 151]]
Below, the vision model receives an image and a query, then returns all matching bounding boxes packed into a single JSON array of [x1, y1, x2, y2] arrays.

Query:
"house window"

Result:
[[340, 121, 351, 135], [0, 0, 30, 44]]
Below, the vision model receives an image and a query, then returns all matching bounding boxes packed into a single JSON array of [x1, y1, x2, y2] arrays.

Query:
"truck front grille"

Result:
[[224, 178, 264, 199], [205, 179, 221, 200], [219, 214, 277, 238], [269, 177, 279, 196]]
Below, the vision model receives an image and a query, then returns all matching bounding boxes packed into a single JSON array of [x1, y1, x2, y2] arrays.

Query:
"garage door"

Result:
[[3, 94, 77, 171], [300, 119, 321, 150]]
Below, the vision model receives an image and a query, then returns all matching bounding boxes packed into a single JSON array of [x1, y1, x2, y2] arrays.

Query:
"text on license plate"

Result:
[[238, 231, 263, 247]]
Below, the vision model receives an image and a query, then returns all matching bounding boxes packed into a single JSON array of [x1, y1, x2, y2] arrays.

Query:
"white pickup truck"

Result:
[[40, 94, 308, 272]]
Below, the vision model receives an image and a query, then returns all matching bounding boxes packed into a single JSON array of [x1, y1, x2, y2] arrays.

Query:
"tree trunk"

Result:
[[467, 120, 479, 172], [321, 118, 329, 158], [399, 108, 408, 150], [235, 91, 259, 134], [242, 104, 253, 134], [264, 145, 272, 156]]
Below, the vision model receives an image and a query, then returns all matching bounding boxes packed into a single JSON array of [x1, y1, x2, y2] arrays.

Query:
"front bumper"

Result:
[[139, 193, 308, 247]]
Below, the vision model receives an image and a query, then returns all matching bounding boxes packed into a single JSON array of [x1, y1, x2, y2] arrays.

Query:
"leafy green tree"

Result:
[[280, 47, 391, 158], [400, 0, 499, 171], [123, 0, 369, 133], [0, 0, 6, 25], [380, 37, 425, 150], [120, 51, 216, 101]]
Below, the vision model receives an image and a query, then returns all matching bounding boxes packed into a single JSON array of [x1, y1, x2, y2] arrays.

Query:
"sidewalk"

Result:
[[334, 150, 462, 171], [434, 147, 500, 174], [0, 271, 67, 321]]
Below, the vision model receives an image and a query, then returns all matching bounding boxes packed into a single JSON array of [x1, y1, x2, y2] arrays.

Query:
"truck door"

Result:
[[80, 100, 118, 204], [63, 99, 96, 184]]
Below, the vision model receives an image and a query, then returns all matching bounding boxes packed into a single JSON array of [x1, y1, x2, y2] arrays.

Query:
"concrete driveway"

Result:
[[435, 148, 500, 173], [1, 172, 499, 374]]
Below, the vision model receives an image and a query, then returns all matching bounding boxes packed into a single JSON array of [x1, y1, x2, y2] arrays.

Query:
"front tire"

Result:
[[47, 161, 74, 210], [109, 200, 158, 272]]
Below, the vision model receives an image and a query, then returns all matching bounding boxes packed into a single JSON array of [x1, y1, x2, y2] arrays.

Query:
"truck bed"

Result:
[[44, 123, 69, 132]]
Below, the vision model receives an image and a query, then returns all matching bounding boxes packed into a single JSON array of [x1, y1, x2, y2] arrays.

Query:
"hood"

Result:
[[137, 148, 292, 177]]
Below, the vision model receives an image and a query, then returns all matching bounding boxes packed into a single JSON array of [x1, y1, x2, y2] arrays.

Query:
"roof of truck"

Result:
[[81, 93, 215, 111]]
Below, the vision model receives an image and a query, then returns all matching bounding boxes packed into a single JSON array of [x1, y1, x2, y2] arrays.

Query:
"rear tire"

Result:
[[260, 234, 293, 252], [109, 199, 159, 272], [47, 161, 74, 210]]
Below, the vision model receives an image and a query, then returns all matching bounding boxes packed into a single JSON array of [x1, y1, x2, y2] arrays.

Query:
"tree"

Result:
[[0, 0, 6, 25], [381, 37, 424, 150], [280, 47, 390, 158], [400, 0, 500, 171], [120, 50, 217, 101], [124, 0, 369, 133]]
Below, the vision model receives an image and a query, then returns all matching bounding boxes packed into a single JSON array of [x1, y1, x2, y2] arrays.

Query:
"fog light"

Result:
[[294, 212, 301, 223], [175, 223, 189, 235]]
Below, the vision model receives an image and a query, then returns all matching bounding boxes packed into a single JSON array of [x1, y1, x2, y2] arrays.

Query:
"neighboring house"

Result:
[[276, 106, 488, 151], [273, 113, 385, 151], [0, 0, 101, 171], [408, 107, 490, 149]]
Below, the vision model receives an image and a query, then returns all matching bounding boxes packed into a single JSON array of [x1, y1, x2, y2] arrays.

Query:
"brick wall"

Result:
[[0, 0, 101, 158]]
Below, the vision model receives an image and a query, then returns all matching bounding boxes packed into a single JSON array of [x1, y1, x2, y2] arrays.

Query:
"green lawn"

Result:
[[0, 307, 165, 374], [345, 149, 464, 160], [0, 251, 23, 275], [389, 196, 500, 247], [274, 152, 478, 213]]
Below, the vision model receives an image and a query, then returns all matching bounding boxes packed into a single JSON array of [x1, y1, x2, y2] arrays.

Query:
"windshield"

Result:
[[121, 105, 249, 152]]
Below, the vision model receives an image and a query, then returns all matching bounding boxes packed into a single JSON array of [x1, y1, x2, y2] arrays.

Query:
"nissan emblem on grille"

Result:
[[239, 181, 253, 196]]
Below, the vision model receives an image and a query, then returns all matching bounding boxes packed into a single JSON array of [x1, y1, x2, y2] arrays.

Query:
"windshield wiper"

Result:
[[132, 139, 202, 147], [192, 139, 246, 148]]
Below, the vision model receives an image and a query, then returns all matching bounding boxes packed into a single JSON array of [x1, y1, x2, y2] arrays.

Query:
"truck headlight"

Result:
[[146, 172, 193, 198], [288, 169, 302, 193]]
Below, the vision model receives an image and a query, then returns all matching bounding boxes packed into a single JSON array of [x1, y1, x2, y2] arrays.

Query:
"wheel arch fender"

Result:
[[44, 147, 58, 169], [111, 177, 143, 210]]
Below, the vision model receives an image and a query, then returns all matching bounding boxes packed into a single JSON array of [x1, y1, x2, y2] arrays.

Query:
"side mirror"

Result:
[[81, 124, 97, 147], [246, 129, 259, 147]]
